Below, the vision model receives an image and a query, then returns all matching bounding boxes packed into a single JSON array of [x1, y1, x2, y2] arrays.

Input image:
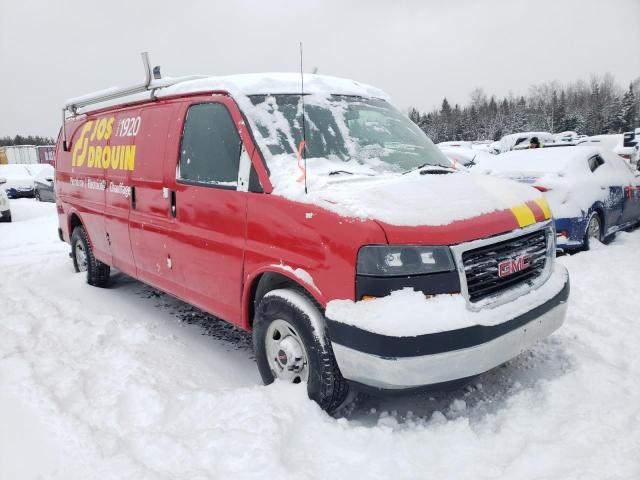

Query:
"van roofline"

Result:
[[63, 90, 231, 119]]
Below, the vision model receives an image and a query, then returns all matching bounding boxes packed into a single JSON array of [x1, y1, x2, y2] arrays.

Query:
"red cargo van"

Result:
[[56, 57, 569, 412]]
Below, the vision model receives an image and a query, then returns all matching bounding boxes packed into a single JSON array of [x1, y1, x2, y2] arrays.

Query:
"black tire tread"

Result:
[[71, 226, 110, 287], [254, 289, 348, 413]]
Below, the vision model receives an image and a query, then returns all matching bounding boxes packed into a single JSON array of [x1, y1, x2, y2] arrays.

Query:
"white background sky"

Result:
[[0, 0, 639, 137]]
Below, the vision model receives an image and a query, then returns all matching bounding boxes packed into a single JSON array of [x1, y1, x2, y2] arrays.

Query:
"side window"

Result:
[[587, 155, 604, 172], [178, 103, 241, 187]]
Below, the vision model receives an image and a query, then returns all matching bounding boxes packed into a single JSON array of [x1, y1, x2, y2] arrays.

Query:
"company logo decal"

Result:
[[71, 116, 140, 171], [498, 255, 531, 278]]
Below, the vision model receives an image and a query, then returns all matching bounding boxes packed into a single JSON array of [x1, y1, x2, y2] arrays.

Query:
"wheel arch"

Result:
[[587, 203, 606, 235], [242, 268, 325, 331], [68, 211, 83, 236]]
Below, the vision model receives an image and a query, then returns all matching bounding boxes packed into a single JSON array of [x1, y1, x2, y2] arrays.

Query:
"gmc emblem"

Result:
[[498, 255, 531, 278]]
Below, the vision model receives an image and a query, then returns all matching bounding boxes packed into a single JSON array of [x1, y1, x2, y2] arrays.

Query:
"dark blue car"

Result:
[[475, 146, 640, 250]]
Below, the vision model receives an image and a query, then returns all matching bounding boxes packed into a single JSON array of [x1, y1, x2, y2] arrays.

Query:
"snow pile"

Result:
[[326, 263, 567, 336], [2, 200, 640, 479]]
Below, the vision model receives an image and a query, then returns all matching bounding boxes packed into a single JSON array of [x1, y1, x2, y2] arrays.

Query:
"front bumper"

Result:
[[0, 207, 11, 222], [554, 217, 586, 251], [6, 187, 34, 199], [327, 266, 569, 391]]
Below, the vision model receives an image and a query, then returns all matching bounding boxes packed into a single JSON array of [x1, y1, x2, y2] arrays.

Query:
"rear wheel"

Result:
[[584, 212, 602, 250], [253, 288, 349, 413], [71, 226, 110, 287]]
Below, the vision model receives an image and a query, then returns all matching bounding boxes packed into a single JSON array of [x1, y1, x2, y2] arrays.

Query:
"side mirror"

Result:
[[623, 132, 636, 148], [45, 177, 54, 183]]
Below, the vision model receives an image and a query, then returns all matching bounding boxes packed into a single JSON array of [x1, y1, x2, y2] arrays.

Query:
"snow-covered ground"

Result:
[[1, 199, 639, 479]]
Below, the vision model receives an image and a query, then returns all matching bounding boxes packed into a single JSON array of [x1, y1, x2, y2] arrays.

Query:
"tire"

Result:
[[34, 189, 40, 202], [70, 226, 110, 287], [253, 288, 349, 413], [583, 211, 602, 250]]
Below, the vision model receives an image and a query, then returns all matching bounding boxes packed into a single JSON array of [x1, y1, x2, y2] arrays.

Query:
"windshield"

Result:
[[0, 165, 31, 176], [245, 94, 452, 175]]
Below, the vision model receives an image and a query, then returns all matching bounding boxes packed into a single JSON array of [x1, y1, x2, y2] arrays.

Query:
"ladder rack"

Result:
[[62, 52, 204, 151], [64, 52, 203, 113]]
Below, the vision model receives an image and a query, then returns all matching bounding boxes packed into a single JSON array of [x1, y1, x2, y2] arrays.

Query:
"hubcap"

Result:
[[75, 242, 88, 272], [588, 216, 600, 240], [265, 319, 309, 384]]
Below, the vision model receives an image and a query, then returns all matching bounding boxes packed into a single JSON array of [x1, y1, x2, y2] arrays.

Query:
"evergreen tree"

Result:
[[620, 84, 637, 131]]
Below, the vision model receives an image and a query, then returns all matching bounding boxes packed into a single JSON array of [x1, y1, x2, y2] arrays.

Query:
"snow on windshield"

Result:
[[237, 94, 452, 183]]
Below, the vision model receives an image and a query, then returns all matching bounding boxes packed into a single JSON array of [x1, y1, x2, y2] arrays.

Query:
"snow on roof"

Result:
[[476, 146, 600, 175], [159, 73, 391, 100]]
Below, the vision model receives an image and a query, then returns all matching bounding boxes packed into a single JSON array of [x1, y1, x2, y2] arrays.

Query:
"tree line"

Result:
[[409, 74, 640, 143], [0, 135, 56, 147]]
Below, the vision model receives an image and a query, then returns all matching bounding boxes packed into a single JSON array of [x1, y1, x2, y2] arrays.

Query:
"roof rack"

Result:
[[61, 52, 204, 151]]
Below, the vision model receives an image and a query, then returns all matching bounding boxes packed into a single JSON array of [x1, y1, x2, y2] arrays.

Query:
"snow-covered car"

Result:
[[576, 133, 639, 169], [33, 164, 55, 202], [619, 131, 639, 168], [439, 145, 494, 167], [0, 178, 11, 222], [553, 131, 586, 143], [493, 132, 556, 153], [475, 146, 640, 250], [0, 164, 35, 198], [437, 141, 473, 149], [57, 60, 569, 411]]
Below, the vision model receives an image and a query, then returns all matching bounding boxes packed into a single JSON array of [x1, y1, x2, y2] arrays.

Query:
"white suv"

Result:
[[0, 178, 11, 222]]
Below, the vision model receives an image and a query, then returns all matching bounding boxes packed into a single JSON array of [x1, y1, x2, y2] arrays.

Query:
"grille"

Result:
[[462, 229, 548, 303]]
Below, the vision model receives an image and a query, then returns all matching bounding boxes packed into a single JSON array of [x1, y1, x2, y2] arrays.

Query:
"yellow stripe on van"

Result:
[[511, 204, 536, 227], [533, 197, 551, 220]]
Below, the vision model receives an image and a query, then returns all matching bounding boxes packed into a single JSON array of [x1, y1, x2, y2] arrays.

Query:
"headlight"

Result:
[[357, 245, 455, 276]]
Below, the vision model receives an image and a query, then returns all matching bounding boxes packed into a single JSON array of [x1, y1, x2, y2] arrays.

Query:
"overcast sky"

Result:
[[1, 0, 638, 137]]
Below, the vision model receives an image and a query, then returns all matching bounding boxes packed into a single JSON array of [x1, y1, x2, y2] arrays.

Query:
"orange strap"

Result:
[[296, 140, 306, 183]]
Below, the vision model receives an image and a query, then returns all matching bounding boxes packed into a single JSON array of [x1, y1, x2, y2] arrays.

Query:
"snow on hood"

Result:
[[268, 157, 544, 227]]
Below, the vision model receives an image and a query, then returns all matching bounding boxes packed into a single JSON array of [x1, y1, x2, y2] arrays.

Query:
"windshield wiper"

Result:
[[402, 163, 455, 175], [328, 170, 375, 177]]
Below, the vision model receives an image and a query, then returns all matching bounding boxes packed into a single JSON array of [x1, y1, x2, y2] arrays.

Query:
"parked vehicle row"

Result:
[[55, 58, 569, 412], [0, 179, 11, 222], [474, 146, 640, 251], [0, 163, 55, 201]]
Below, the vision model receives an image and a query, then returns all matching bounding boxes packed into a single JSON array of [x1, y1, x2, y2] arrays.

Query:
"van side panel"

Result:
[[103, 107, 139, 275], [55, 116, 111, 265], [129, 101, 183, 294]]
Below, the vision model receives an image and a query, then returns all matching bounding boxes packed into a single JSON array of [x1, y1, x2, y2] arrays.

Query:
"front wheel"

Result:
[[583, 212, 602, 250], [70, 226, 110, 287], [34, 189, 40, 201], [253, 288, 349, 413]]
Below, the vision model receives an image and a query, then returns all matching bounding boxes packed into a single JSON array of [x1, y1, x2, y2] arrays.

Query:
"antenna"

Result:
[[299, 41, 308, 194]]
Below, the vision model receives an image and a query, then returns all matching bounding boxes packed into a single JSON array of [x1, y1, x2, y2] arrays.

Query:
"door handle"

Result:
[[131, 186, 136, 209], [170, 190, 177, 218]]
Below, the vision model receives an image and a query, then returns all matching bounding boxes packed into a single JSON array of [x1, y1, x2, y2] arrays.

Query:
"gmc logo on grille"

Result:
[[498, 255, 531, 278]]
